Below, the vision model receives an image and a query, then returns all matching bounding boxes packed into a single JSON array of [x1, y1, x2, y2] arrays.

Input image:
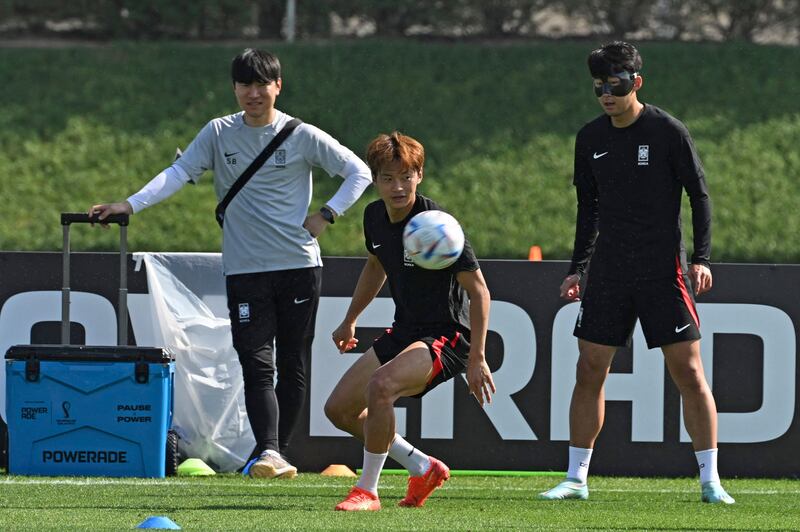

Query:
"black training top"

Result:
[[364, 194, 479, 332], [568, 104, 711, 280]]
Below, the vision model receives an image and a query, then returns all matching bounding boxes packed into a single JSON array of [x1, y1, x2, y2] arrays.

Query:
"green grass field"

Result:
[[0, 473, 797, 530], [2, 40, 799, 262]]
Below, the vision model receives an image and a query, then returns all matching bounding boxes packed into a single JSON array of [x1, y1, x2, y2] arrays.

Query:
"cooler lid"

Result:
[[5, 344, 174, 363]]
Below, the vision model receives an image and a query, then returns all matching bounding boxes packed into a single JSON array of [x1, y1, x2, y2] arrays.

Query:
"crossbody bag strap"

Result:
[[215, 117, 303, 228]]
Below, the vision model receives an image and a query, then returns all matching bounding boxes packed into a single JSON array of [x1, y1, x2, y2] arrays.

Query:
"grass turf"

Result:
[[0, 474, 797, 530], [1, 40, 799, 262]]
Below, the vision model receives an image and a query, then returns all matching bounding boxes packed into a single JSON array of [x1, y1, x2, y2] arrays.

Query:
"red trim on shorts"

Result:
[[427, 332, 460, 385], [428, 338, 445, 385], [450, 332, 460, 348], [374, 327, 394, 344], [676, 256, 700, 327], [426, 336, 447, 384]]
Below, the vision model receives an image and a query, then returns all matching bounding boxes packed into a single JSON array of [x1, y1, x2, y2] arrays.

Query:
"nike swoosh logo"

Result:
[[224, 151, 239, 157], [593, 151, 608, 159], [675, 324, 691, 333], [294, 298, 310, 304], [372, 243, 381, 249]]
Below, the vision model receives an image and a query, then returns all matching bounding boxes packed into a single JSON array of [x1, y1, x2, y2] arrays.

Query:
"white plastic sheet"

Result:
[[141, 254, 254, 472]]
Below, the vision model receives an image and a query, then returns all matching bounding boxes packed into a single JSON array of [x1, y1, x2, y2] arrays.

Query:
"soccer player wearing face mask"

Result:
[[539, 41, 734, 504]]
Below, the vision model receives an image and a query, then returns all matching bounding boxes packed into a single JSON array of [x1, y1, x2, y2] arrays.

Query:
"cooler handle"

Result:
[[61, 213, 129, 226], [60, 212, 129, 346]]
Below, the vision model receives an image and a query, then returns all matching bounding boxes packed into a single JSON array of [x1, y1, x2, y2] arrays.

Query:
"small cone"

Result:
[[321, 464, 357, 477], [177, 458, 216, 476], [136, 516, 181, 529], [528, 245, 543, 261]]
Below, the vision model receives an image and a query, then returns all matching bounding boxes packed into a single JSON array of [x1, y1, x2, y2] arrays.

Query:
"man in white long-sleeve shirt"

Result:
[[90, 48, 372, 479]]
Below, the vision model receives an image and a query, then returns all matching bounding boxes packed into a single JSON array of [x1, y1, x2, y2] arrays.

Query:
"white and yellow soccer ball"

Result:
[[402, 210, 465, 270]]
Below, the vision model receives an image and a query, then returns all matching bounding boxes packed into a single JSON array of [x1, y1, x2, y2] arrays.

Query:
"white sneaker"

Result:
[[537, 479, 589, 500], [701, 481, 735, 504], [249, 450, 297, 479]]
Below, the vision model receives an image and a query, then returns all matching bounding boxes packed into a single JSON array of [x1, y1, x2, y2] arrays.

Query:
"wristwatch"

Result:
[[319, 205, 336, 224]]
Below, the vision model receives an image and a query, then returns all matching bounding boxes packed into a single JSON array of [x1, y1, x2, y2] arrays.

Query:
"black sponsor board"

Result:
[[1, 252, 798, 477]]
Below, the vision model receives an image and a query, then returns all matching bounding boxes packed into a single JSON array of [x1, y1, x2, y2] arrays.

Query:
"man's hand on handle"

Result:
[[88, 202, 133, 227]]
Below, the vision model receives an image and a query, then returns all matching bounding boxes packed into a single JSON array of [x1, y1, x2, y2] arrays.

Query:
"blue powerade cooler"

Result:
[[4, 213, 177, 477], [5, 345, 174, 477]]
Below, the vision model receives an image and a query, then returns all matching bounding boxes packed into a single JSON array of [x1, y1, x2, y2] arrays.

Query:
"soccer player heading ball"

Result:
[[326, 131, 495, 511], [539, 41, 734, 504]]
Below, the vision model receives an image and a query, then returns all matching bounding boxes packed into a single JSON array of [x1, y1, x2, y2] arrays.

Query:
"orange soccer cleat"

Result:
[[334, 486, 382, 511], [398, 456, 451, 507]]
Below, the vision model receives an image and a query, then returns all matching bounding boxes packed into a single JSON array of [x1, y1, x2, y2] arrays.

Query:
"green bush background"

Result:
[[2, 40, 798, 262]]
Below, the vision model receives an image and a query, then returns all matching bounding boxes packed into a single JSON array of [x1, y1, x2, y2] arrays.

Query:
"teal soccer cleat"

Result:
[[701, 481, 735, 504], [537, 479, 589, 500]]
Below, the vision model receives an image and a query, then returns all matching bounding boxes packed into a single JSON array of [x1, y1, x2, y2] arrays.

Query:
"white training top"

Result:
[[134, 110, 371, 276]]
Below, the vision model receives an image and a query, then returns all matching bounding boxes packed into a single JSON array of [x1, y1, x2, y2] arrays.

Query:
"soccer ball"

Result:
[[402, 210, 465, 270]]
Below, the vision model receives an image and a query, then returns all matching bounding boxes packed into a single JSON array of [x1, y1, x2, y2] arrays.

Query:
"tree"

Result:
[[558, 0, 660, 38], [256, 0, 285, 39], [695, 0, 789, 42], [475, 0, 548, 37]]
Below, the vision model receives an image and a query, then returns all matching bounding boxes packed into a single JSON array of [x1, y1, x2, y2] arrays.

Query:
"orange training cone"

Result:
[[321, 464, 357, 477], [528, 245, 543, 261]]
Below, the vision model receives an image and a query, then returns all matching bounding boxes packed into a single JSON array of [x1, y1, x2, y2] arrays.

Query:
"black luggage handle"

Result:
[[61, 212, 129, 226], [61, 212, 129, 346]]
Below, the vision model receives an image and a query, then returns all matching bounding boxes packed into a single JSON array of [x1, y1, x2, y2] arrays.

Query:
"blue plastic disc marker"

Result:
[[136, 516, 181, 530]]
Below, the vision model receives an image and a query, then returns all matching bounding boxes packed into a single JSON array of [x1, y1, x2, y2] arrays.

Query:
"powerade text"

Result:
[[42, 450, 128, 463]]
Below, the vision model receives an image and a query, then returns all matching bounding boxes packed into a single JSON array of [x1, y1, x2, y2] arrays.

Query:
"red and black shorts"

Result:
[[371, 326, 471, 398], [574, 261, 701, 349]]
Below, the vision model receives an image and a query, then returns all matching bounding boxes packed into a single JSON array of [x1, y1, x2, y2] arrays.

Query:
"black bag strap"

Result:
[[215, 118, 302, 228]]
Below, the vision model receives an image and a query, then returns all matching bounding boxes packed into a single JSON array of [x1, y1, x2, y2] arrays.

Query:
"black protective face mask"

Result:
[[593, 71, 637, 97]]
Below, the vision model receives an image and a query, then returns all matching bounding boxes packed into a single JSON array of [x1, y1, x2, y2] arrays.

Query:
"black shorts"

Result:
[[574, 269, 701, 349], [371, 326, 470, 398]]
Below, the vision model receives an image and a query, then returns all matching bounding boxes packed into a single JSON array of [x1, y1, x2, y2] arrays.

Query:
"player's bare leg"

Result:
[[363, 343, 431, 453], [570, 340, 617, 449], [326, 345, 447, 509], [663, 340, 715, 449], [334, 343, 448, 510], [324, 347, 432, 470], [324, 349, 380, 440], [663, 340, 734, 504], [326, 349, 384, 511], [364, 343, 451, 507], [539, 340, 615, 501]]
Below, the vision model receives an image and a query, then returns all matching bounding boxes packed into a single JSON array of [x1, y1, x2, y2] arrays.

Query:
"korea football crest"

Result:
[[238, 303, 250, 323], [273, 149, 287, 168], [637, 145, 650, 166], [403, 248, 415, 267]]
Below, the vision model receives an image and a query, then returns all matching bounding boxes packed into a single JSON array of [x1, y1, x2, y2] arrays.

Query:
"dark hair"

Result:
[[588, 41, 642, 78], [231, 48, 281, 84], [366, 132, 425, 178]]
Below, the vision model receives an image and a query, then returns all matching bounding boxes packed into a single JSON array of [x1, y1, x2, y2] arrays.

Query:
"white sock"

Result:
[[695, 448, 720, 484], [388, 434, 431, 477], [355, 449, 388, 496], [566, 446, 593, 485]]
